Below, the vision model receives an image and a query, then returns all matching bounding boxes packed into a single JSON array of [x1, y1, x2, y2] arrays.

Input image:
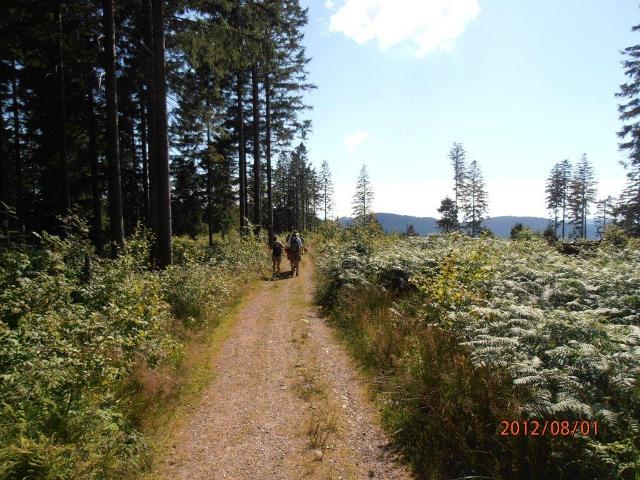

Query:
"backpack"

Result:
[[290, 236, 301, 253], [273, 242, 283, 256]]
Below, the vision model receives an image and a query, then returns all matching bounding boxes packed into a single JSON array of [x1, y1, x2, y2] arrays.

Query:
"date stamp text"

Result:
[[499, 420, 599, 437]]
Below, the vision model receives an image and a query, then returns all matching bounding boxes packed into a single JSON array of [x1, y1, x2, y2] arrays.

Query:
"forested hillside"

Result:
[[339, 213, 601, 238]]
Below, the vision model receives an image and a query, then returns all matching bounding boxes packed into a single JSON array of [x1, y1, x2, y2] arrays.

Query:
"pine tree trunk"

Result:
[[205, 90, 213, 247], [236, 72, 247, 234], [294, 178, 299, 230], [11, 62, 24, 232], [143, 0, 158, 248], [301, 168, 306, 231], [582, 191, 587, 239], [139, 81, 150, 224], [472, 190, 476, 237], [561, 196, 566, 239], [251, 63, 261, 235], [311, 177, 317, 230], [324, 185, 327, 222], [86, 87, 104, 256], [102, 0, 125, 252], [130, 109, 140, 230], [0, 99, 7, 239], [152, 0, 172, 267], [57, 4, 71, 213], [265, 73, 273, 240]]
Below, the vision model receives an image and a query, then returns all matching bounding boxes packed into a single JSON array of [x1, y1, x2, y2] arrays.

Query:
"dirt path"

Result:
[[156, 256, 413, 480]]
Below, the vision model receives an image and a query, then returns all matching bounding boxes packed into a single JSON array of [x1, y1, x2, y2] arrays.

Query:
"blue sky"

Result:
[[300, 0, 638, 218]]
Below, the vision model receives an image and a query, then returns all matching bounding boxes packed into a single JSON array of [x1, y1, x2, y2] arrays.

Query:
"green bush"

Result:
[[0, 221, 269, 479]]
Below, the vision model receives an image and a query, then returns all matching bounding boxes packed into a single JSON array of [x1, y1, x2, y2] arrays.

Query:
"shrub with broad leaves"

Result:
[[0, 219, 269, 479]]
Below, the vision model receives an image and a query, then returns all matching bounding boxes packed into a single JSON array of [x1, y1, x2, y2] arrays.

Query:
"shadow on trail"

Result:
[[260, 270, 302, 281]]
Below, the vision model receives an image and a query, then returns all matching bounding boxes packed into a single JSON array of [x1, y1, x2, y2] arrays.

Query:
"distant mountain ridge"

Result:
[[338, 213, 598, 239]]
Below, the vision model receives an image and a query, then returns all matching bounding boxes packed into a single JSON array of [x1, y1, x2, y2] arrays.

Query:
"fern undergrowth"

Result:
[[315, 224, 640, 479]]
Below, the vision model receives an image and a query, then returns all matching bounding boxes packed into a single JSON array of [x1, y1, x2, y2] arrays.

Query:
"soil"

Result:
[[155, 256, 413, 480]]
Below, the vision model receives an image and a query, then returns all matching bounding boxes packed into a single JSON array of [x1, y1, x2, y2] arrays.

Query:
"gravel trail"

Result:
[[157, 256, 413, 480]]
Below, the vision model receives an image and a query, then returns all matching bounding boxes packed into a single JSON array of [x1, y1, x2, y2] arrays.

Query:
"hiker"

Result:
[[288, 231, 303, 276], [285, 231, 295, 263], [298, 233, 306, 254], [271, 235, 284, 278]]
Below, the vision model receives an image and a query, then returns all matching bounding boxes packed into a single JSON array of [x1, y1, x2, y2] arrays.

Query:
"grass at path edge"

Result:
[[138, 278, 263, 480]]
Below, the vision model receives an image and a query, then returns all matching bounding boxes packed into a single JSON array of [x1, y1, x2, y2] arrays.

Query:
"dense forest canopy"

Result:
[[0, 0, 321, 265]]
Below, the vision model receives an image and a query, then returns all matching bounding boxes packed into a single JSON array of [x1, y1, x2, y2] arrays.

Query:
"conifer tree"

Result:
[[270, 142, 319, 232], [0, 96, 7, 238], [616, 22, 640, 236], [170, 66, 206, 237], [152, 0, 172, 266], [56, 3, 70, 214], [448, 142, 466, 227], [460, 160, 488, 237], [103, 0, 125, 251], [251, 63, 261, 234], [567, 154, 597, 239], [559, 159, 572, 238], [319, 159, 334, 222], [262, 0, 313, 234], [546, 160, 572, 238], [595, 195, 615, 239], [546, 163, 562, 236], [616, 166, 640, 235], [0, 0, 313, 247], [437, 197, 457, 233], [352, 164, 374, 225]]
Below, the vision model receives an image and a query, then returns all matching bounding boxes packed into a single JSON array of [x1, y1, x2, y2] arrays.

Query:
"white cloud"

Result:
[[325, 0, 335, 9], [329, 0, 480, 57], [344, 131, 371, 152]]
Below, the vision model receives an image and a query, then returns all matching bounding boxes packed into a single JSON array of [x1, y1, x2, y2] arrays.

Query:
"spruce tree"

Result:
[[152, 0, 173, 266], [546, 163, 562, 236], [558, 159, 572, 238], [460, 160, 488, 237], [0, 0, 313, 248], [437, 197, 457, 233], [448, 142, 466, 227], [616, 21, 640, 235], [546, 160, 573, 238], [170, 66, 206, 237], [0, 94, 7, 238], [319, 159, 334, 222], [567, 154, 597, 239], [617, 166, 640, 235], [352, 164, 374, 225], [595, 196, 615, 239], [102, 0, 125, 251]]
